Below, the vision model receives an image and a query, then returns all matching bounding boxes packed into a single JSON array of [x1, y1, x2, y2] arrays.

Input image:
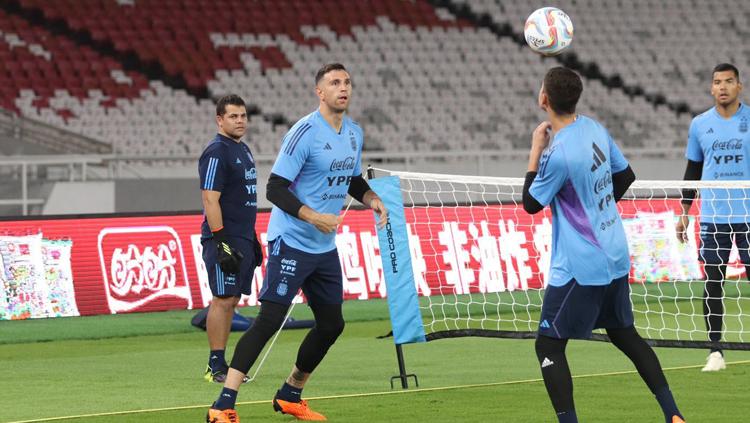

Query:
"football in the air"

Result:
[[524, 7, 574, 56]]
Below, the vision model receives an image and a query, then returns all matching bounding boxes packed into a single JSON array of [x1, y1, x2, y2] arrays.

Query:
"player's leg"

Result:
[[208, 238, 311, 420], [607, 327, 684, 423], [598, 276, 684, 423], [536, 279, 603, 423], [273, 247, 343, 421], [207, 300, 289, 422], [202, 237, 244, 382], [535, 335, 575, 422], [700, 223, 729, 370], [206, 294, 240, 380]]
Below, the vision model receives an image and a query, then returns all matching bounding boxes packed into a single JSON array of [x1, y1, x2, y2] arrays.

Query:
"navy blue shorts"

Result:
[[201, 237, 256, 298], [538, 276, 634, 339], [699, 222, 750, 265], [259, 238, 343, 306]]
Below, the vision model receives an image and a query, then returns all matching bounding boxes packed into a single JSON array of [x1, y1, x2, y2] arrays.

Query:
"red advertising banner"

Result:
[[0, 199, 709, 319]]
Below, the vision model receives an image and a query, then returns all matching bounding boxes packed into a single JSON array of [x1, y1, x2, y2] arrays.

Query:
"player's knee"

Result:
[[317, 315, 345, 343], [606, 325, 639, 348], [253, 301, 289, 337], [210, 296, 237, 312], [535, 335, 566, 361]]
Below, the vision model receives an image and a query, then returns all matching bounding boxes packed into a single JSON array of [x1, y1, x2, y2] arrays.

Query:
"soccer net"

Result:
[[372, 167, 750, 350]]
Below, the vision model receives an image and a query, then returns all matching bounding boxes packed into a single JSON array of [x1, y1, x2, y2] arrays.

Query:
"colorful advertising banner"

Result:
[[0, 200, 709, 320]]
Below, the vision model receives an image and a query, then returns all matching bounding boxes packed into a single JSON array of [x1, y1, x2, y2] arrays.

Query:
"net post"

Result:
[[390, 343, 418, 389]]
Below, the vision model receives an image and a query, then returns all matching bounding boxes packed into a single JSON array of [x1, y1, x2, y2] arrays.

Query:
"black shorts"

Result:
[[699, 222, 750, 265], [259, 238, 343, 306], [201, 237, 256, 298], [538, 276, 634, 339]]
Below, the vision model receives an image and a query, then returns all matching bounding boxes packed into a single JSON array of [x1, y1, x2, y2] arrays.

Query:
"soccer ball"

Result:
[[524, 7, 574, 56]]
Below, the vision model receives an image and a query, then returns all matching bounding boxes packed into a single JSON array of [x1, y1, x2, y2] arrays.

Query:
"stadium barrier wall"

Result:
[[0, 200, 724, 320]]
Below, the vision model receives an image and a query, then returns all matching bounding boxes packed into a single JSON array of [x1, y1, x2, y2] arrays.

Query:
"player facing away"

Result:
[[199, 94, 262, 383], [676, 63, 750, 372], [523, 67, 685, 423], [206, 63, 388, 423]]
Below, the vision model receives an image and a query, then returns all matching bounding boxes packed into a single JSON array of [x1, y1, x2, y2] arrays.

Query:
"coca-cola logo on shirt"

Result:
[[711, 138, 743, 151], [97, 226, 192, 313]]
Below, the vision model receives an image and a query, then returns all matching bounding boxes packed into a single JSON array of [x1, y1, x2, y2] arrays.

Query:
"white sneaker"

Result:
[[701, 351, 726, 372]]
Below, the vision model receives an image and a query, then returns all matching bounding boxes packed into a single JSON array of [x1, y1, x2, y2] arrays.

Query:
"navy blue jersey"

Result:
[[199, 133, 257, 239]]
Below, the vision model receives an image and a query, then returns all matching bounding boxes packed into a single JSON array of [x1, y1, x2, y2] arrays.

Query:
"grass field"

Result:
[[2, 297, 750, 422]]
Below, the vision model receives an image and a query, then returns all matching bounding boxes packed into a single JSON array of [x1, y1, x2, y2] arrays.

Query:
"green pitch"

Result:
[[1, 298, 749, 422]]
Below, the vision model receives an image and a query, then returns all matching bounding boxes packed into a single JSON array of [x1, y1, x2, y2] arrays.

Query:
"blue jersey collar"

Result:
[[216, 133, 241, 144], [315, 109, 346, 135], [711, 102, 744, 120]]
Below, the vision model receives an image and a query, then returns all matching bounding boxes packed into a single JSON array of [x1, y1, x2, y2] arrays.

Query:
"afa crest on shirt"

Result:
[[349, 130, 357, 151]]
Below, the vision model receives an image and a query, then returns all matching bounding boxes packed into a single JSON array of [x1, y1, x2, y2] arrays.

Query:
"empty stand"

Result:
[[2, 0, 727, 158]]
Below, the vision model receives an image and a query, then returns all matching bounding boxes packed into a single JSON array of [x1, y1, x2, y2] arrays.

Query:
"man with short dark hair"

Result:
[[676, 62, 750, 371], [524, 67, 684, 423], [199, 94, 262, 384], [207, 64, 387, 423]]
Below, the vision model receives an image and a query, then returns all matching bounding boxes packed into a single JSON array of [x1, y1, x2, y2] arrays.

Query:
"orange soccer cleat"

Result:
[[672, 416, 686, 423], [273, 397, 327, 421], [206, 408, 239, 423]]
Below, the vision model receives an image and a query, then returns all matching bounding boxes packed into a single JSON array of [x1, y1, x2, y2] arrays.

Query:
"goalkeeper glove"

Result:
[[212, 227, 243, 274]]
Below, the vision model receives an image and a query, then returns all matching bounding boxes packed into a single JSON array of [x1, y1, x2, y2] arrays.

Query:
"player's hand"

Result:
[[369, 197, 388, 229], [212, 228, 243, 274], [531, 121, 552, 151], [253, 235, 263, 269], [312, 213, 342, 234], [676, 214, 690, 244], [216, 240, 243, 274]]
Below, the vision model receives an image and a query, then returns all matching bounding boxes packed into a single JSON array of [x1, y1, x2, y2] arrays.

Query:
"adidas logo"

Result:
[[541, 357, 554, 368], [540, 319, 550, 329], [590, 143, 607, 172], [236, 158, 241, 164], [324, 142, 332, 150], [707, 128, 714, 134]]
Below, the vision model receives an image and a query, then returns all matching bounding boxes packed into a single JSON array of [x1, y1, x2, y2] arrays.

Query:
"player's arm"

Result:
[[523, 121, 553, 214], [266, 173, 340, 234], [199, 151, 227, 234], [676, 159, 703, 242], [612, 165, 636, 202], [523, 172, 544, 214], [348, 174, 387, 228], [677, 120, 704, 243], [606, 132, 635, 202], [202, 190, 223, 231], [199, 153, 242, 273]]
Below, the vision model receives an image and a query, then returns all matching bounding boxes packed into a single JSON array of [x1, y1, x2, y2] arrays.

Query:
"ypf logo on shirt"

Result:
[[98, 226, 192, 313]]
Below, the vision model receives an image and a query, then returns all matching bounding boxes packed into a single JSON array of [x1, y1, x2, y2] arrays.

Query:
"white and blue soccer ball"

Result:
[[524, 7, 574, 56]]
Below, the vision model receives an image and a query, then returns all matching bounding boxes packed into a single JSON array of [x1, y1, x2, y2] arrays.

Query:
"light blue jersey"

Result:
[[686, 103, 750, 223], [267, 110, 363, 253], [529, 115, 631, 286]]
